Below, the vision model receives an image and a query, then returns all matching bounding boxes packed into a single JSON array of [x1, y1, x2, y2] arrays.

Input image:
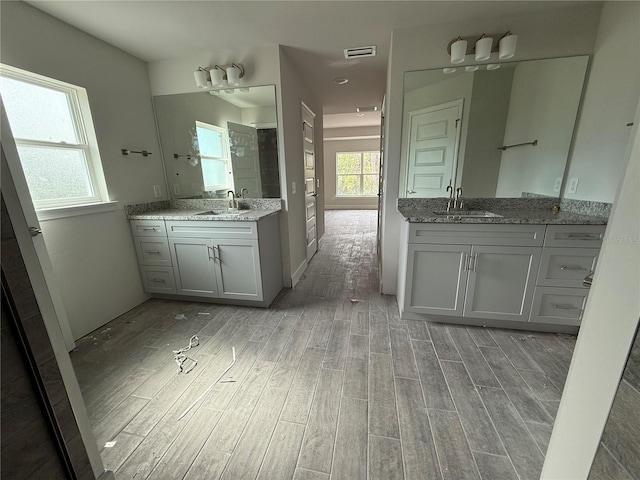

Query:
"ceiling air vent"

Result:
[[344, 46, 377, 59]]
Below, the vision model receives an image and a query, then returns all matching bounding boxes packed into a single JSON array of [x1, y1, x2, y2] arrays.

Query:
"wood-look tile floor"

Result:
[[71, 210, 577, 480]]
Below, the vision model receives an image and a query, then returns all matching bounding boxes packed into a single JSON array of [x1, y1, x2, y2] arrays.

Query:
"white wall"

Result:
[[542, 98, 639, 480], [278, 47, 324, 281], [496, 56, 588, 197], [1, 1, 164, 339], [324, 126, 380, 210], [563, 1, 640, 203], [381, 3, 602, 294]]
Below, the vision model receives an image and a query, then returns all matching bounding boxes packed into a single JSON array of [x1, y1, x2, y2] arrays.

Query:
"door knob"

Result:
[[407, 190, 416, 194], [29, 227, 42, 237]]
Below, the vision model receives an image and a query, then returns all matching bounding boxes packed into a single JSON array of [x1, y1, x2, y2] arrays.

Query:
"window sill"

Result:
[[37, 201, 119, 221]]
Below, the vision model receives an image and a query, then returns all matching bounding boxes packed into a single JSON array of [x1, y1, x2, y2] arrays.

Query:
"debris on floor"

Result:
[[104, 441, 116, 448], [350, 298, 359, 303], [178, 347, 237, 420], [519, 335, 536, 341], [175, 313, 187, 320], [198, 312, 210, 315], [173, 335, 200, 374]]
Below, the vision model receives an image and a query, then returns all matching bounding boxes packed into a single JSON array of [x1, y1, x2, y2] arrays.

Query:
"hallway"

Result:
[[71, 210, 575, 479]]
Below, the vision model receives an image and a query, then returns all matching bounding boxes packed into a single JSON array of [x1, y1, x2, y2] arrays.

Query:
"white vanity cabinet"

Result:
[[530, 225, 605, 326], [399, 222, 605, 330], [130, 213, 282, 307], [166, 221, 262, 301], [400, 224, 544, 322], [130, 219, 177, 294]]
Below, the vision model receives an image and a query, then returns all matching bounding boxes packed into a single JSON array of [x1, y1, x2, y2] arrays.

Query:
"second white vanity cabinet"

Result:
[[399, 221, 606, 330], [401, 224, 545, 322]]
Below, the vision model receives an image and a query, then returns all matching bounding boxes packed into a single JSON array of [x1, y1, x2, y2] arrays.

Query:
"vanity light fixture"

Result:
[[465, 65, 479, 72], [193, 63, 245, 89], [448, 31, 517, 64], [333, 78, 349, 85], [486, 64, 501, 70], [443, 67, 457, 74]]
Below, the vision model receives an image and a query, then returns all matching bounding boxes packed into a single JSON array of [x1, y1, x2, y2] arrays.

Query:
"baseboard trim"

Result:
[[291, 259, 308, 288], [325, 205, 378, 210]]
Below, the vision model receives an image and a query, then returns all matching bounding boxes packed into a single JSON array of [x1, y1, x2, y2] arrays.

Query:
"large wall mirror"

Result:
[[400, 56, 589, 198], [154, 85, 280, 199]]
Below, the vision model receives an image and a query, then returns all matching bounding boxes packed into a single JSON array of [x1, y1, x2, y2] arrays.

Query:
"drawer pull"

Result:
[[567, 233, 600, 239], [552, 303, 580, 310], [150, 278, 166, 283], [559, 265, 587, 271], [139, 227, 159, 231], [145, 250, 162, 255]]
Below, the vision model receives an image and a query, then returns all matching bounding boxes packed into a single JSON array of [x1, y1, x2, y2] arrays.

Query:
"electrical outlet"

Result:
[[153, 185, 162, 198], [567, 177, 579, 194], [291, 181, 297, 194], [173, 184, 181, 195], [553, 177, 562, 193]]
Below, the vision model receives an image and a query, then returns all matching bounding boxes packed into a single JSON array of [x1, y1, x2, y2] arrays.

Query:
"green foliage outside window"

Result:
[[336, 151, 380, 197]]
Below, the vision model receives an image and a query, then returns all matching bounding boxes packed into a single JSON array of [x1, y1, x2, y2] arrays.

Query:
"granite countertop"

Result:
[[127, 208, 280, 222], [398, 207, 608, 225]]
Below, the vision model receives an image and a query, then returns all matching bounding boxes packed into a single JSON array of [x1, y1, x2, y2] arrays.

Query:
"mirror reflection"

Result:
[[401, 56, 589, 198], [154, 85, 280, 199]]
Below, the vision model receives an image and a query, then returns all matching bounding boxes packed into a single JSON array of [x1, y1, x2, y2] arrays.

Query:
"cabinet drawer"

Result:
[[409, 223, 546, 246], [130, 219, 167, 237], [544, 225, 606, 247], [537, 247, 599, 288], [139, 266, 176, 294], [134, 237, 172, 266], [530, 287, 588, 326], [165, 220, 257, 239]]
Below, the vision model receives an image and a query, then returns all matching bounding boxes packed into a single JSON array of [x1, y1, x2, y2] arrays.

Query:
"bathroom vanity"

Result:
[[397, 201, 608, 332], [127, 201, 283, 307]]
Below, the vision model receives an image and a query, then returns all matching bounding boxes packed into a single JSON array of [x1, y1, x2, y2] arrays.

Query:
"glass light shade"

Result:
[[486, 64, 501, 70], [465, 65, 479, 72], [194, 69, 208, 88], [226, 66, 241, 86], [475, 36, 493, 61], [210, 68, 224, 87], [443, 68, 457, 74], [499, 34, 518, 60], [450, 39, 468, 64]]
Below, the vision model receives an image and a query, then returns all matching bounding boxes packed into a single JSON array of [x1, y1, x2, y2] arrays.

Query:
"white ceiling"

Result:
[[27, 0, 588, 118]]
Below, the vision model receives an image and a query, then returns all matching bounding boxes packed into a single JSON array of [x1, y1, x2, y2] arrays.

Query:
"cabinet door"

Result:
[[405, 244, 470, 316], [464, 246, 541, 322], [213, 239, 263, 301], [168, 237, 218, 297]]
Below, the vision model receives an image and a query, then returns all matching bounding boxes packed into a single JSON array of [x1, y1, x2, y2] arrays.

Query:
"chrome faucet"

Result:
[[241, 188, 248, 199], [455, 187, 464, 210], [227, 190, 238, 210], [446, 185, 464, 211]]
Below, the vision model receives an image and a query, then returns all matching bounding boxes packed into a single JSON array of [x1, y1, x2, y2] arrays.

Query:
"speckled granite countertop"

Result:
[[127, 208, 279, 222], [398, 207, 608, 225]]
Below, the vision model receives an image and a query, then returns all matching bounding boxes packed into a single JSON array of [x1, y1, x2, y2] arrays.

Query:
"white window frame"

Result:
[[195, 121, 233, 192], [335, 150, 380, 197], [0, 64, 110, 213]]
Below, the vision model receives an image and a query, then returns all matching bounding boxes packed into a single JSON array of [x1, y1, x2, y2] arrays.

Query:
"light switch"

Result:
[[153, 185, 162, 198], [553, 177, 562, 193], [292, 181, 297, 194], [567, 177, 579, 194]]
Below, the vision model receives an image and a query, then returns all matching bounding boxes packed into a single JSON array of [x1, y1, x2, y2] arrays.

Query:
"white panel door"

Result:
[[406, 99, 463, 197], [405, 244, 470, 316], [227, 122, 262, 198], [464, 245, 541, 322], [302, 103, 317, 261]]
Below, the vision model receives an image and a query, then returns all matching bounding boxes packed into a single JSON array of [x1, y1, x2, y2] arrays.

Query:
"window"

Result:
[[195, 121, 232, 191], [0, 65, 109, 210], [336, 151, 380, 197]]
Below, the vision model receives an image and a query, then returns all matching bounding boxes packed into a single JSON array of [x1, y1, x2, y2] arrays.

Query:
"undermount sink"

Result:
[[433, 210, 503, 218], [195, 210, 243, 216]]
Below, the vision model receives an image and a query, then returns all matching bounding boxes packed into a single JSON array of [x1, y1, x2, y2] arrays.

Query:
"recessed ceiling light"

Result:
[[333, 78, 349, 85]]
